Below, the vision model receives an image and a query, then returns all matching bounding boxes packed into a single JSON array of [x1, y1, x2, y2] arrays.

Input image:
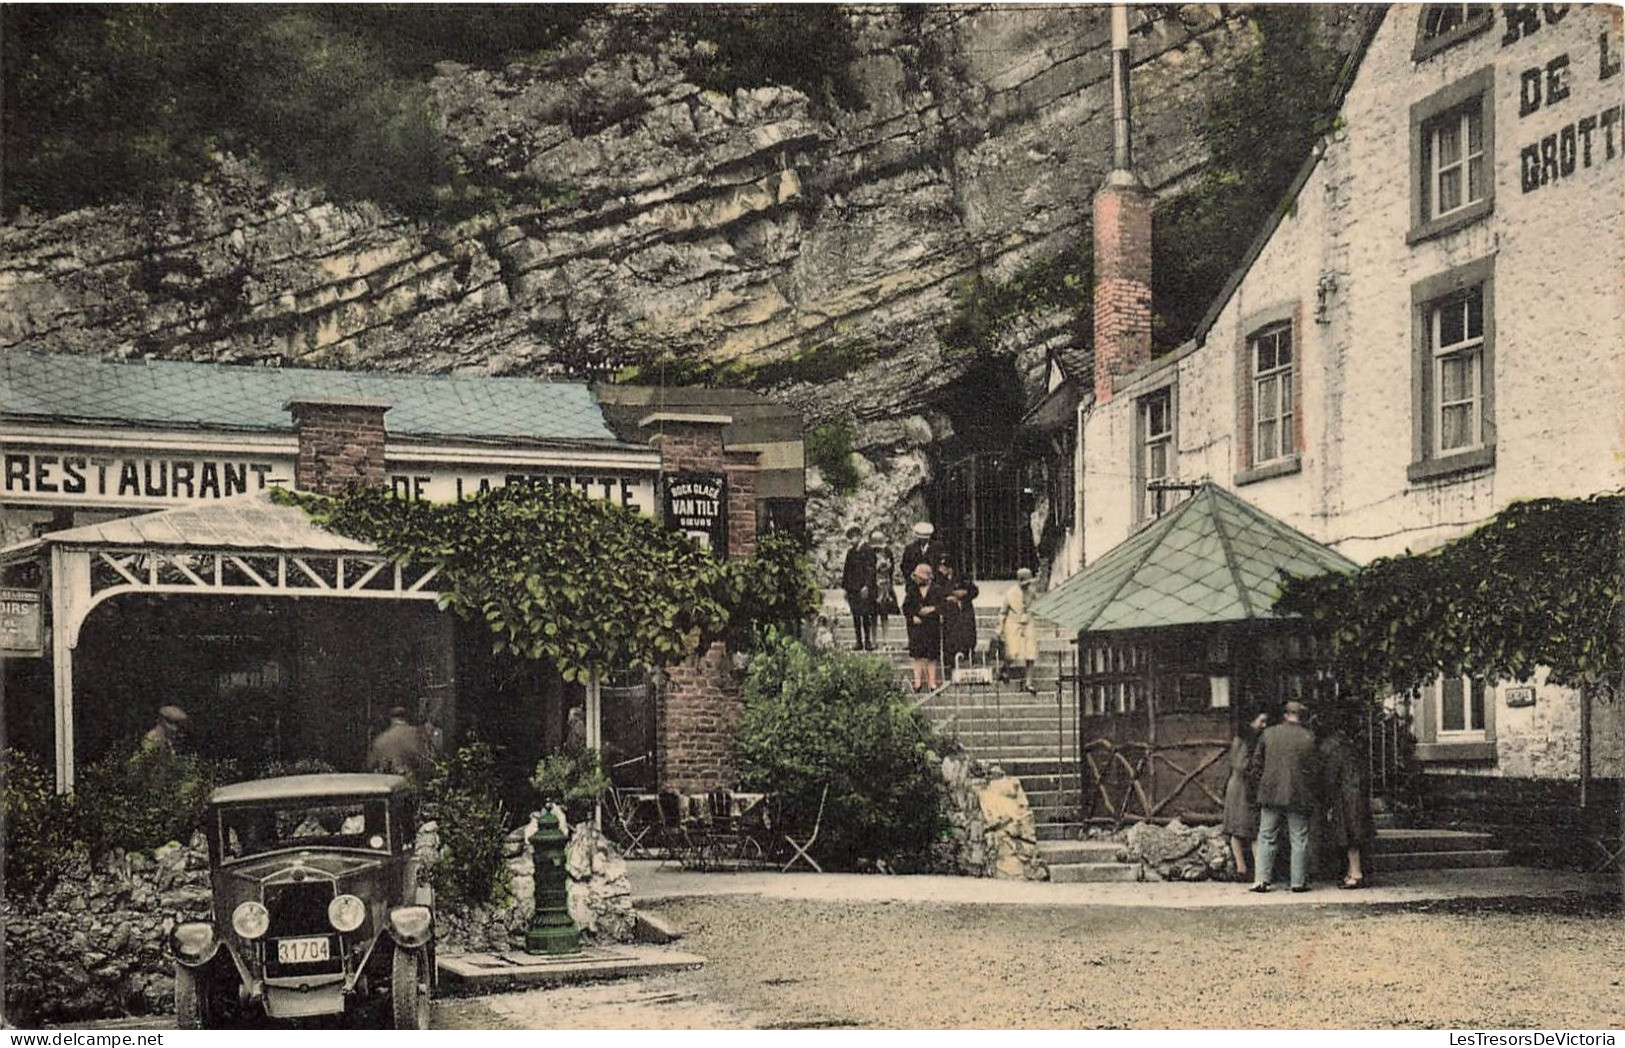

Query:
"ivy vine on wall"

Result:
[[1274, 494, 1624, 702], [274, 484, 817, 681]]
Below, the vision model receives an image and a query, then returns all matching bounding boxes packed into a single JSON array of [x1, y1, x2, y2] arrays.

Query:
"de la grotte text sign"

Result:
[[662, 472, 727, 551], [386, 468, 659, 517], [0, 587, 44, 658]]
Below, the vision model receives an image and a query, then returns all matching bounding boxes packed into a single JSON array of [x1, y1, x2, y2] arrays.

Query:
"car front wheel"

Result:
[[174, 964, 208, 1030], [390, 945, 430, 1030]]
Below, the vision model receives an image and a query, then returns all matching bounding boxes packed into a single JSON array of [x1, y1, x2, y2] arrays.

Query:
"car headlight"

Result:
[[328, 894, 366, 933], [232, 900, 270, 940], [387, 905, 433, 947], [171, 921, 218, 963]]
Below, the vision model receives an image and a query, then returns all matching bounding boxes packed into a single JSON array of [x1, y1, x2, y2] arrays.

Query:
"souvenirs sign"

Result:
[[0, 587, 43, 657]]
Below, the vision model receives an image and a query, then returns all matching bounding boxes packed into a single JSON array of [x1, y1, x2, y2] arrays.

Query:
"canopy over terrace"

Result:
[[0, 491, 442, 790], [1029, 482, 1358, 824]]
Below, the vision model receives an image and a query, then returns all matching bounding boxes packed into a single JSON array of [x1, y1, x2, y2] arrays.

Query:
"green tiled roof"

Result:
[[1, 352, 625, 445], [1029, 483, 1357, 633]]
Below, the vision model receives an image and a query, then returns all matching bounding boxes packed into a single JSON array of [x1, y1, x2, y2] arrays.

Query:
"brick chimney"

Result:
[[284, 396, 391, 495], [1092, 4, 1153, 405]]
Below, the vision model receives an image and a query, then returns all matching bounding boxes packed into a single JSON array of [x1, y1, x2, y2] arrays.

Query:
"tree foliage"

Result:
[[1275, 494, 1625, 700], [1151, 8, 1346, 351], [274, 483, 817, 679], [1, 5, 862, 220], [1, 6, 580, 219], [736, 635, 946, 871]]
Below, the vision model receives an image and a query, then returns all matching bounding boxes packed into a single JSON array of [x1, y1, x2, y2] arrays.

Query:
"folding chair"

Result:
[[606, 787, 655, 859], [655, 790, 698, 868], [781, 783, 830, 873]]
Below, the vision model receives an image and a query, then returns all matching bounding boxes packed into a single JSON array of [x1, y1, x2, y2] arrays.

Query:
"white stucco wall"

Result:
[[1077, 6, 1625, 780]]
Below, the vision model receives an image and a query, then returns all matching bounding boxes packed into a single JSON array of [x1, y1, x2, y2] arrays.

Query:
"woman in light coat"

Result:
[[999, 568, 1039, 692]]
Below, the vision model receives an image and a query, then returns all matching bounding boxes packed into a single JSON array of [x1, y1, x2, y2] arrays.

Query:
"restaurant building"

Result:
[[0, 352, 798, 805]]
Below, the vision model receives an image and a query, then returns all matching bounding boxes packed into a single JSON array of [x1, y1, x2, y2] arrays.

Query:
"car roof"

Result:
[[210, 773, 409, 805]]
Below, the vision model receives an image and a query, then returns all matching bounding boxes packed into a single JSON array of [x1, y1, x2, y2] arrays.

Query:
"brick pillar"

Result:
[[724, 448, 760, 559], [1092, 170, 1154, 405], [284, 396, 391, 496], [640, 412, 756, 792]]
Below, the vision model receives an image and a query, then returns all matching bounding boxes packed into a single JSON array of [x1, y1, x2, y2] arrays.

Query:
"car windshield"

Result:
[[217, 798, 392, 860]]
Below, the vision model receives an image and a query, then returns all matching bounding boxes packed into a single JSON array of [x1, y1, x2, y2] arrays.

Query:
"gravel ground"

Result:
[[441, 895, 1624, 1030]]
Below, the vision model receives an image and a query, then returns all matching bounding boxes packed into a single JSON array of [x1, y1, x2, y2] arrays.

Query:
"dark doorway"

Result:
[[927, 356, 1034, 579]]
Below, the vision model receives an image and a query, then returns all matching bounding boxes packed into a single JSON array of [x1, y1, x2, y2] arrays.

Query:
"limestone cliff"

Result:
[[0, 5, 1373, 575]]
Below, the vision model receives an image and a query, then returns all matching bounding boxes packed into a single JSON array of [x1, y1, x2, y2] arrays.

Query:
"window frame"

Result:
[[1411, 3, 1494, 63], [1134, 385, 1176, 524], [1408, 67, 1495, 245], [1409, 256, 1496, 483], [1235, 303, 1304, 486], [1414, 673, 1497, 763]]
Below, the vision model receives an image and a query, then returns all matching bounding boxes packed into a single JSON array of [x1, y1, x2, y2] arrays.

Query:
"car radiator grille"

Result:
[[263, 881, 341, 978]]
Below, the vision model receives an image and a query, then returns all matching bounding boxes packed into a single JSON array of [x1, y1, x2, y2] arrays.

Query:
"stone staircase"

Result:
[[1366, 827, 1512, 873], [827, 590, 1144, 881]]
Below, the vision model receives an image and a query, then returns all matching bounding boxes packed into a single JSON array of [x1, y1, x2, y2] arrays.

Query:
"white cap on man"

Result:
[[912, 522, 934, 538]]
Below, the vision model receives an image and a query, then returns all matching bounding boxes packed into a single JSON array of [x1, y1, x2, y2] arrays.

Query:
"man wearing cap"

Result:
[[900, 521, 943, 580], [840, 524, 879, 651], [999, 568, 1040, 692], [367, 706, 435, 782], [1246, 700, 1320, 893], [142, 705, 188, 754]]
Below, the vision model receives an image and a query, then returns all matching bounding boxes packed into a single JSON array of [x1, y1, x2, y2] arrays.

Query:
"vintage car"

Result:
[[169, 773, 434, 1029]]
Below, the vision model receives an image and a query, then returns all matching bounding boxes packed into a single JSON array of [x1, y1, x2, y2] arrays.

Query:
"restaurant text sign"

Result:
[[2, 450, 287, 507]]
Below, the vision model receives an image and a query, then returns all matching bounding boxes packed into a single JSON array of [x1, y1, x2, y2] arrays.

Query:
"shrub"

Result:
[[716, 530, 821, 652], [0, 749, 77, 899], [531, 748, 612, 822], [421, 739, 511, 908], [72, 743, 232, 857], [736, 635, 945, 871], [805, 417, 860, 496]]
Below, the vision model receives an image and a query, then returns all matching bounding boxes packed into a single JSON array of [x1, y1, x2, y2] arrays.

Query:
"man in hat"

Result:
[[840, 524, 878, 650], [1246, 700, 1320, 893], [900, 521, 943, 579], [142, 705, 188, 754], [367, 706, 435, 782], [999, 568, 1040, 692]]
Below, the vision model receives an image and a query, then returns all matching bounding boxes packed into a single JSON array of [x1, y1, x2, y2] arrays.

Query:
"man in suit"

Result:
[[899, 521, 943, 579], [840, 524, 878, 650], [1246, 700, 1320, 893]]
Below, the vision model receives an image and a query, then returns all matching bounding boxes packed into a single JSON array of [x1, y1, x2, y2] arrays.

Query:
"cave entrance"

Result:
[[927, 357, 1034, 580]]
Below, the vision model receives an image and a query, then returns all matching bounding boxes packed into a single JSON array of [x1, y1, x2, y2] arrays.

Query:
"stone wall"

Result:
[[422, 813, 635, 953], [1, 837, 211, 1027], [1117, 820, 1232, 882], [938, 752, 1047, 880], [2, 819, 635, 1026]]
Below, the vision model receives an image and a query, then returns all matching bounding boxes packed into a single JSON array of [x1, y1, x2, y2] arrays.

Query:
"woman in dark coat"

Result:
[[1223, 711, 1269, 882], [1320, 726, 1375, 888], [900, 562, 945, 692], [935, 555, 979, 672]]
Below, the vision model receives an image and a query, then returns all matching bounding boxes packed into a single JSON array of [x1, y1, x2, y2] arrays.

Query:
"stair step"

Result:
[[1038, 840, 1124, 864], [1369, 829, 1498, 854], [1047, 861, 1142, 883], [1036, 822, 1094, 841], [1368, 849, 1511, 872]]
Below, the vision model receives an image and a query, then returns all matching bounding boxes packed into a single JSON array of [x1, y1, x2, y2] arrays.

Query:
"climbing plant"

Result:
[[1274, 494, 1624, 701], [938, 237, 1093, 359], [276, 483, 816, 681]]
